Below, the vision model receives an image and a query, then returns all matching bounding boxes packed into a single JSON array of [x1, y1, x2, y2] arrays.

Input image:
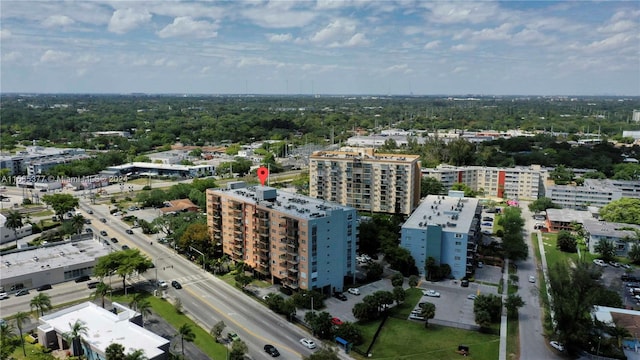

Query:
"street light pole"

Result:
[[190, 246, 206, 271]]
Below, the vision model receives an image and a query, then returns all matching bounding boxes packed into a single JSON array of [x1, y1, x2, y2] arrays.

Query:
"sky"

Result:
[[1, 0, 639, 96]]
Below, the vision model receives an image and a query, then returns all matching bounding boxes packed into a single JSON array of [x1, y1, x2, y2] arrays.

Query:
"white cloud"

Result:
[[385, 64, 412, 74], [452, 66, 467, 74], [242, 6, 317, 28], [422, 2, 501, 24], [237, 56, 283, 68], [157, 17, 219, 39], [266, 33, 293, 43], [598, 20, 636, 34], [309, 19, 369, 47], [108, 8, 152, 34], [2, 51, 21, 62], [42, 15, 75, 28], [584, 33, 635, 53], [40, 50, 71, 64], [77, 54, 101, 64], [471, 23, 513, 41], [343, 33, 369, 47], [424, 40, 440, 50], [511, 28, 553, 46], [450, 44, 476, 52], [0, 29, 11, 40]]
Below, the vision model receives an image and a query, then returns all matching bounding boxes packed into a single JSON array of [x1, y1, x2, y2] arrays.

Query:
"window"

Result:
[[455, 233, 463, 238]]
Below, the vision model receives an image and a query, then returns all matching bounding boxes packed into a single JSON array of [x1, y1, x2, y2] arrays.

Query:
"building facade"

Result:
[[421, 164, 543, 200], [543, 178, 640, 210], [309, 148, 421, 215], [400, 192, 481, 279], [583, 219, 640, 256], [207, 182, 357, 294]]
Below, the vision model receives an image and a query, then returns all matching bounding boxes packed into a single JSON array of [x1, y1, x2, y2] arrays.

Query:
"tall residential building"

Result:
[[400, 192, 481, 279], [422, 164, 543, 200], [309, 148, 421, 215], [206, 182, 357, 294]]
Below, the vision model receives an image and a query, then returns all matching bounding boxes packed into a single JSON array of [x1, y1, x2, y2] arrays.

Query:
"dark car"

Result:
[[110, 237, 119, 244], [87, 210, 93, 214], [264, 344, 280, 357], [482, 217, 493, 222], [36, 284, 52, 291], [460, 279, 469, 287], [15, 289, 30, 296], [84, 219, 91, 224], [75, 275, 91, 283], [121, 245, 130, 250], [87, 281, 100, 289], [85, 228, 93, 233], [125, 229, 134, 234], [333, 292, 348, 301], [100, 230, 108, 236], [171, 280, 182, 289], [100, 218, 107, 223]]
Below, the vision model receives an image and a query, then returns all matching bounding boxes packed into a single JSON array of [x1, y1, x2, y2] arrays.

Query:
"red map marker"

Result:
[[257, 166, 269, 186]]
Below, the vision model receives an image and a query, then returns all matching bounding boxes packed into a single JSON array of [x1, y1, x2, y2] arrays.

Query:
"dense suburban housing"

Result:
[[400, 192, 482, 279], [206, 182, 357, 294], [309, 148, 421, 215]]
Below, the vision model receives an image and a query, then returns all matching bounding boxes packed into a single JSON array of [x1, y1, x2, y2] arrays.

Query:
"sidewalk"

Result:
[[499, 259, 509, 360]]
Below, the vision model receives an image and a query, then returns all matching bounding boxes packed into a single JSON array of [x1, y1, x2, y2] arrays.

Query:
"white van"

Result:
[[0, 293, 8, 300]]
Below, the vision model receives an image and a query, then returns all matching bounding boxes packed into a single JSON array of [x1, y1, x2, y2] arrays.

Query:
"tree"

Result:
[[451, 182, 476, 197], [419, 302, 436, 328], [421, 177, 445, 197], [550, 165, 574, 185], [94, 249, 154, 291], [334, 322, 363, 345], [425, 256, 438, 281], [408, 275, 419, 288], [528, 197, 560, 213], [365, 262, 384, 281], [137, 299, 152, 325], [177, 323, 195, 356], [305, 311, 334, 339], [1, 321, 17, 360], [14, 311, 30, 357], [230, 340, 249, 360], [599, 198, 640, 225], [475, 309, 492, 329], [474, 294, 502, 323], [5, 210, 23, 248], [303, 346, 340, 360], [556, 230, 577, 253], [392, 286, 405, 305], [504, 294, 525, 317], [234, 273, 253, 289], [629, 244, 640, 265], [41, 193, 79, 220], [391, 273, 404, 287], [64, 319, 88, 357], [93, 282, 112, 308], [607, 325, 631, 349], [30, 293, 52, 316], [595, 240, 616, 263], [500, 207, 528, 261], [210, 320, 226, 341], [373, 290, 395, 313], [106, 343, 126, 360], [70, 214, 86, 234], [125, 349, 147, 360]]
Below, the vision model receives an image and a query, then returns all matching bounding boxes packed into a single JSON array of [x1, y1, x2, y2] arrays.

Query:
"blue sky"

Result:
[[1, 1, 638, 95]]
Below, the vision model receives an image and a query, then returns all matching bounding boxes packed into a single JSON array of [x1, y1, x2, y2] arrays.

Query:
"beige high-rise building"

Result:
[[206, 182, 357, 293], [309, 148, 421, 215]]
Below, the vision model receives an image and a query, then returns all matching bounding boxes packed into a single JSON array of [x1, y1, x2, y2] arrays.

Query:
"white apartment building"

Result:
[[309, 148, 421, 215], [544, 179, 639, 210]]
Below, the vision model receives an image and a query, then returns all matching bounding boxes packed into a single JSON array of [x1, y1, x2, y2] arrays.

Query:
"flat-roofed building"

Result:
[[0, 236, 110, 292], [38, 301, 169, 359], [421, 164, 543, 200], [207, 182, 357, 294], [309, 148, 421, 215], [0, 213, 33, 245], [545, 208, 597, 232], [583, 219, 640, 256], [400, 192, 482, 279], [544, 179, 630, 210]]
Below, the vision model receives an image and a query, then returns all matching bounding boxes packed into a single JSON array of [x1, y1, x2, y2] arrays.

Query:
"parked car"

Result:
[[622, 264, 632, 269], [333, 292, 348, 301], [482, 217, 493, 222], [75, 275, 91, 283], [264, 344, 280, 357], [15, 289, 30, 296], [37, 284, 52, 291], [300, 338, 316, 349], [158, 280, 169, 289], [593, 259, 607, 267], [550, 341, 565, 352], [609, 261, 621, 267], [467, 294, 477, 300], [0, 293, 9, 300], [87, 281, 100, 289], [424, 290, 440, 297], [228, 333, 239, 342], [125, 229, 134, 235], [477, 261, 484, 268], [121, 245, 129, 250], [85, 228, 93, 233], [409, 313, 425, 320], [481, 222, 493, 226], [347, 288, 360, 295], [460, 279, 469, 287], [331, 317, 343, 326]]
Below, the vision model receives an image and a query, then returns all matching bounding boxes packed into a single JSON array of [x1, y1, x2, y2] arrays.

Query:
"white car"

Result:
[[157, 280, 169, 289], [528, 275, 536, 283], [300, 338, 316, 349], [0, 292, 8, 300], [550, 341, 565, 352], [593, 259, 607, 267], [467, 294, 477, 300], [347, 288, 360, 295], [424, 290, 440, 297]]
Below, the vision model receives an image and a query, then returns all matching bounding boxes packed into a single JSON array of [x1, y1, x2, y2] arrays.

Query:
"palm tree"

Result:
[[6, 210, 23, 247], [124, 349, 147, 360], [63, 319, 88, 357], [608, 325, 632, 349], [105, 343, 125, 360], [128, 293, 146, 311], [14, 311, 31, 357], [136, 299, 152, 326], [1, 320, 16, 356], [71, 214, 85, 234], [177, 323, 196, 356], [419, 302, 436, 328], [92, 282, 112, 308], [30, 293, 52, 316]]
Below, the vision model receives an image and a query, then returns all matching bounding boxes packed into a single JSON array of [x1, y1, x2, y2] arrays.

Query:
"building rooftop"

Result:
[[583, 219, 640, 238], [310, 148, 420, 163], [39, 302, 168, 358], [546, 208, 596, 223], [403, 194, 479, 232], [0, 239, 111, 279], [211, 184, 354, 219]]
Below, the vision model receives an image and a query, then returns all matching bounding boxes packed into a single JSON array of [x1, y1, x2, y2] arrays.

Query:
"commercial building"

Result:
[[0, 236, 110, 292], [422, 164, 543, 201], [0, 146, 87, 176], [206, 182, 357, 294], [309, 148, 421, 215], [400, 192, 482, 279], [0, 213, 33, 245], [101, 162, 215, 180], [38, 302, 169, 360]]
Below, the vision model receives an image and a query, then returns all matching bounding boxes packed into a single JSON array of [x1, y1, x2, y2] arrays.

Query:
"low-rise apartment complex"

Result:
[[544, 179, 640, 210], [400, 192, 482, 279], [206, 182, 357, 294], [309, 148, 421, 215]]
